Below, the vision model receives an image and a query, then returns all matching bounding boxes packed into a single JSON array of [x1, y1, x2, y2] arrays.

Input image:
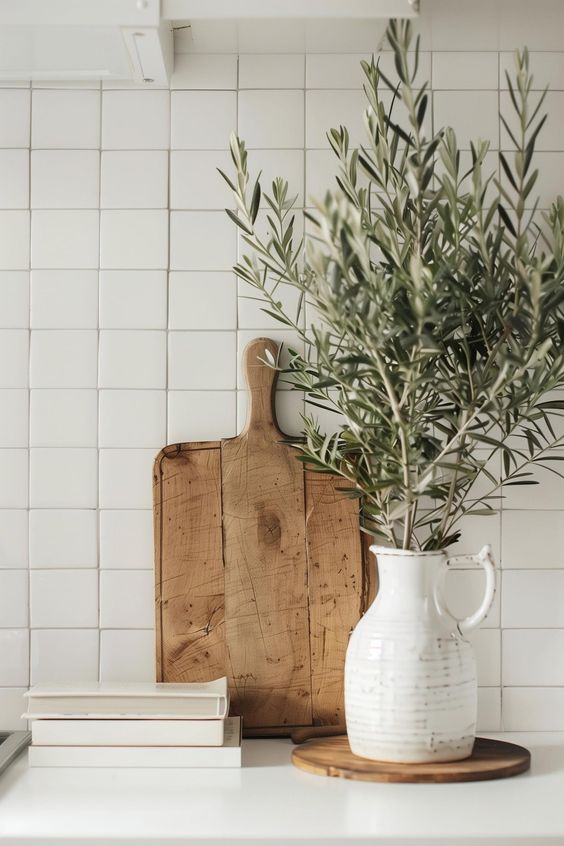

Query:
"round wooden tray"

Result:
[[291, 736, 531, 783]]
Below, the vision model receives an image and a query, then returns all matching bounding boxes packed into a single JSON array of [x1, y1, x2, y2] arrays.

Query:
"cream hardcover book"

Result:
[[30, 718, 224, 747]]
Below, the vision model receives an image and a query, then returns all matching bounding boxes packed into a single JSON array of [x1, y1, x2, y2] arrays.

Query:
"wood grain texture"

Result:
[[222, 338, 312, 728], [154, 336, 372, 735], [292, 736, 531, 783]]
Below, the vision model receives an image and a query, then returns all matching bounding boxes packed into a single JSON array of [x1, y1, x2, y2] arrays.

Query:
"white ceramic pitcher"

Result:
[[344, 544, 496, 763]]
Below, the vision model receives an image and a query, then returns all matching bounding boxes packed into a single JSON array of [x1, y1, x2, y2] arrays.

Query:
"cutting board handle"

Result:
[[242, 337, 281, 434]]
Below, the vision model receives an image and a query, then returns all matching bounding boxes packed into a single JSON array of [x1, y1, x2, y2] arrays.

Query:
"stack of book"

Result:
[[23, 677, 241, 767]]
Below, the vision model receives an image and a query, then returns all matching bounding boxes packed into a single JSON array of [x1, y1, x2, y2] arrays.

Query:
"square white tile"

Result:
[[31, 90, 100, 148], [100, 629, 155, 682], [98, 330, 166, 389], [0, 630, 28, 686], [306, 52, 431, 90], [31, 270, 98, 329], [0, 272, 29, 328], [0, 570, 28, 627], [501, 91, 564, 150], [168, 391, 237, 443], [102, 90, 170, 150], [432, 52, 499, 90], [431, 0, 499, 50], [476, 687, 501, 732], [30, 389, 97, 447], [169, 211, 236, 271], [0, 390, 28, 447], [245, 149, 304, 208], [0, 330, 28, 388], [0, 510, 28, 568], [239, 90, 304, 148], [502, 570, 564, 628], [31, 629, 99, 683], [168, 331, 236, 390], [171, 91, 236, 150], [30, 569, 98, 628], [502, 459, 564, 509], [31, 210, 99, 269], [29, 509, 97, 569], [239, 55, 304, 89], [30, 448, 98, 508], [0, 211, 30, 269], [100, 510, 154, 569], [171, 54, 237, 90], [503, 629, 564, 686], [101, 151, 168, 209], [31, 150, 99, 209], [0, 688, 28, 730], [237, 388, 304, 436], [30, 330, 98, 388], [433, 91, 499, 150], [238, 276, 303, 330], [451, 512, 501, 564], [502, 510, 564, 568], [168, 272, 237, 330], [99, 270, 167, 329], [99, 390, 166, 448], [500, 51, 564, 91], [0, 150, 29, 209], [0, 449, 28, 508], [170, 150, 233, 210], [468, 628, 500, 687], [502, 687, 564, 731], [0, 90, 30, 147], [99, 448, 156, 509], [100, 210, 168, 270], [499, 0, 564, 51], [306, 90, 364, 148], [100, 570, 154, 629]]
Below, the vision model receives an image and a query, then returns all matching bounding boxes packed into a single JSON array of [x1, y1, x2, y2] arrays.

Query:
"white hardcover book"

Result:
[[23, 678, 228, 720], [31, 718, 224, 747], [28, 718, 241, 768]]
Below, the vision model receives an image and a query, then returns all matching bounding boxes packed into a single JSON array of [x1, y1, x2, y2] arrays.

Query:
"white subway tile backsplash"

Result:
[[171, 91, 236, 150], [31, 150, 99, 209], [99, 330, 166, 389], [168, 331, 236, 390], [477, 687, 502, 732], [499, 0, 564, 51], [101, 151, 168, 209], [0, 390, 28, 447], [433, 91, 500, 150], [0, 510, 28, 568], [0, 570, 28, 627], [30, 330, 98, 388], [171, 54, 237, 90], [501, 51, 564, 90], [99, 449, 155, 509], [0, 150, 29, 209], [501, 91, 564, 151], [168, 272, 236, 330], [29, 510, 97, 569], [0, 211, 30, 269], [99, 270, 166, 330], [246, 149, 304, 208], [433, 52, 499, 90], [170, 150, 233, 210], [502, 459, 564, 509], [502, 570, 564, 628], [100, 570, 154, 629], [503, 687, 564, 730], [306, 90, 364, 149], [100, 629, 155, 682], [503, 629, 564, 686], [0, 450, 28, 508], [0, 272, 29, 328], [31, 629, 99, 683], [31, 90, 100, 149], [31, 270, 98, 329], [168, 390, 237, 443], [30, 389, 97, 447], [0, 630, 28, 686], [0, 688, 27, 730], [170, 211, 236, 270], [0, 90, 30, 148], [99, 390, 166, 448], [31, 210, 99, 269], [102, 91, 170, 150], [239, 90, 304, 149], [306, 52, 431, 90], [502, 511, 564, 568], [0, 330, 28, 388], [469, 628, 501, 687], [99, 510, 154, 570], [30, 448, 98, 509], [100, 210, 168, 270], [239, 55, 304, 89], [30, 569, 98, 628], [431, 0, 499, 50]]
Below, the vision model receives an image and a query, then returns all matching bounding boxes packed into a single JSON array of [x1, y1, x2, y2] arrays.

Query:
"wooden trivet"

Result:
[[291, 736, 531, 783]]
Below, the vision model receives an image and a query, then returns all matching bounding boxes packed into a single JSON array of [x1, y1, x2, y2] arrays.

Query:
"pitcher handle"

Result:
[[434, 544, 496, 635]]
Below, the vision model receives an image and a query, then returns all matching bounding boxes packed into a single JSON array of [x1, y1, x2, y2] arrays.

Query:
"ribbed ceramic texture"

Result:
[[345, 549, 488, 763]]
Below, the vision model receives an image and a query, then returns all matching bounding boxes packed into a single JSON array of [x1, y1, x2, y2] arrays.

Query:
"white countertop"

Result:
[[0, 733, 562, 845]]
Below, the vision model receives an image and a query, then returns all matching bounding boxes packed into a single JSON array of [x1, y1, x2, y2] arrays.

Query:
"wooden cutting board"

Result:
[[154, 337, 375, 737]]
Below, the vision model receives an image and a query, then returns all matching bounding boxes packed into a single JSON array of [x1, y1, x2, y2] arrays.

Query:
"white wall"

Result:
[[1, 0, 564, 731]]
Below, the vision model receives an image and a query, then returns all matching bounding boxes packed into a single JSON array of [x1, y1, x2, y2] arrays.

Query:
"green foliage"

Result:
[[221, 19, 564, 551]]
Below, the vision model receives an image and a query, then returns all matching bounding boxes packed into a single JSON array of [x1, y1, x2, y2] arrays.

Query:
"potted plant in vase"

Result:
[[222, 19, 564, 763]]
